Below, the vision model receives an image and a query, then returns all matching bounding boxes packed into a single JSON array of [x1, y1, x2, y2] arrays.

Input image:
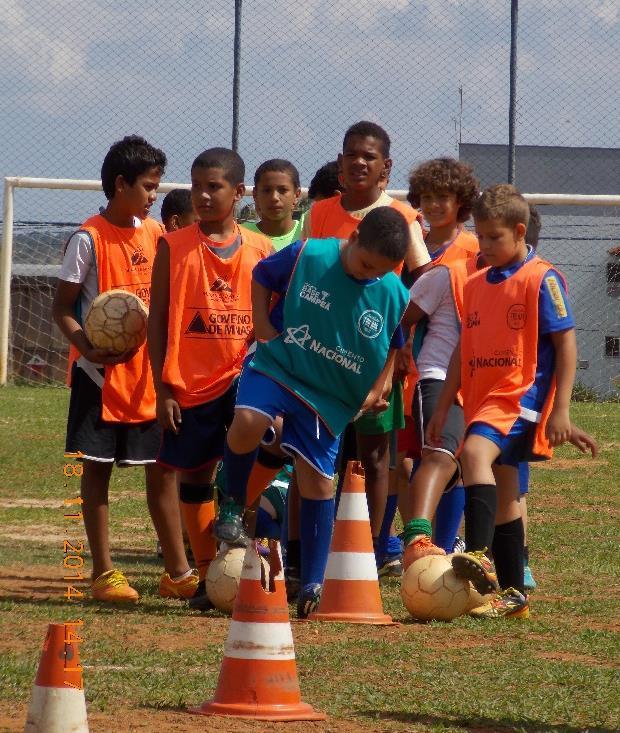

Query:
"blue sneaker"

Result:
[[523, 564, 537, 591], [212, 497, 249, 547], [296, 583, 322, 619]]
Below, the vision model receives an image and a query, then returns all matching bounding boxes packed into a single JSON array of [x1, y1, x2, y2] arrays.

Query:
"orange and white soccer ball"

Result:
[[205, 546, 246, 614], [401, 554, 470, 621], [84, 289, 148, 354]]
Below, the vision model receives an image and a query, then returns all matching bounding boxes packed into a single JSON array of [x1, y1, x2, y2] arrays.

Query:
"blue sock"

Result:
[[375, 494, 398, 566], [255, 507, 282, 540], [387, 534, 403, 556], [433, 484, 465, 553], [223, 443, 258, 506], [300, 497, 334, 587]]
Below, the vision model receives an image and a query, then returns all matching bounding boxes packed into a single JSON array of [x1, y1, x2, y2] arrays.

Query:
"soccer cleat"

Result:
[[91, 569, 139, 604], [452, 535, 466, 554], [378, 554, 403, 580], [523, 564, 537, 591], [403, 535, 446, 572], [451, 550, 499, 595], [188, 580, 215, 612], [212, 497, 250, 547], [285, 567, 301, 602], [159, 570, 199, 599], [296, 583, 322, 619], [468, 587, 529, 619]]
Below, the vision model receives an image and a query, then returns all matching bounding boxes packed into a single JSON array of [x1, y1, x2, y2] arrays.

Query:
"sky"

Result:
[[1, 0, 619, 222]]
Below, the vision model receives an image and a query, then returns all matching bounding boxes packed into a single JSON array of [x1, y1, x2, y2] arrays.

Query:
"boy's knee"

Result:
[[228, 409, 271, 450]]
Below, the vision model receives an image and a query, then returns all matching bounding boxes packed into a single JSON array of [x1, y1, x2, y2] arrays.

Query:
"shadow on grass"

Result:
[[361, 710, 615, 732]]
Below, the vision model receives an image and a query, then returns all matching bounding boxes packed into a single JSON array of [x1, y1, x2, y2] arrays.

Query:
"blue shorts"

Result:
[[518, 462, 530, 495], [467, 418, 537, 467], [157, 381, 237, 471], [236, 366, 340, 478]]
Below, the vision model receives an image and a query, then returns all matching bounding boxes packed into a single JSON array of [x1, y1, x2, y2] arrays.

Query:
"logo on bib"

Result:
[[299, 283, 331, 311], [284, 324, 312, 350], [357, 310, 383, 339], [506, 304, 527, 330]]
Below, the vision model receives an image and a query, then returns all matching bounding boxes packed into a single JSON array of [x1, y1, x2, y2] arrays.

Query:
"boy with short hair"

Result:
[[428, 184, 577, 618], [160, 188, 198, 232], [398, 159, 480, 570], [304, 121, 430, 571], [53, 135, 194, 603], [308, 161, 343, 202], [148, 148, 273, 610], [242, 159, 303, 250], [213, 206, 411, 617]]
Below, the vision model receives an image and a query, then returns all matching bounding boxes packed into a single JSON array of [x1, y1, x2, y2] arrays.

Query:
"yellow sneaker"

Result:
[[159, 570, 199, 599], [468, 587, 529, 619], [92, 569, 139, 603]]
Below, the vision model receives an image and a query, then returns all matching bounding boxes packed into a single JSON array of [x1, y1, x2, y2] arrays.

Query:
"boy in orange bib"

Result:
[[148, 148, 273, 610], [53, 136, 194, 604], [427, 184, 577, 619]]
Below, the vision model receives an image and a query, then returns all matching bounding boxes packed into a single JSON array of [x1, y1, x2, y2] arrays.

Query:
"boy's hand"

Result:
[[545, 407, 571, 446], [394, 344, 413, 382], [426, 410, 447, 447], [568, 423, 598, 457], [156, 385, 182, 434], [255, 323, 280, 343], [84, 347, 138, 365]]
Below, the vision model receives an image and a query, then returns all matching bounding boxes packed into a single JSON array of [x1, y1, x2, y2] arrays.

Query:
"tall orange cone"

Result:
[[191, 541, 325, 721], [24, 623, 88, 732], [309, 461, 393, 624]]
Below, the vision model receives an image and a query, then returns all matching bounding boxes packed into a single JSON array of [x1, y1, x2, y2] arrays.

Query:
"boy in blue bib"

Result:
[[213, 207, 410, 617]]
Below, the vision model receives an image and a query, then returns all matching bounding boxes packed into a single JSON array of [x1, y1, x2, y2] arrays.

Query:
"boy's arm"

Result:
[[546, 328, 577, 446], [358, 348, 396, 415], [251, 279, 279, 342], [425, 341, 462, 446], [52, 281, 135, 365], [147, 237, 181, 433]]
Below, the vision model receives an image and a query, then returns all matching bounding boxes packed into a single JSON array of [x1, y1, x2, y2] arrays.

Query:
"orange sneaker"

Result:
[[159, 570, 199, 599], [403, 535, 446, 571], [92, 569, 139, 603]]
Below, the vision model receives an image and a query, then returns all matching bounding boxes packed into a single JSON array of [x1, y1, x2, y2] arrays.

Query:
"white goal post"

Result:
[[2, 176, 619, 388]]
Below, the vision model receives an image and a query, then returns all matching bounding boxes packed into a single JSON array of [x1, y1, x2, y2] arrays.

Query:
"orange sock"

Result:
[[246, 462, 281, 507], [179, 483, 217, 581]]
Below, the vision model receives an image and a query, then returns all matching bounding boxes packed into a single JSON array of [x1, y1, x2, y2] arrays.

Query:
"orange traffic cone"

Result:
[[191, 540, 325, 721], [309, 461, 393, 624], [24, 623, 88, 732]]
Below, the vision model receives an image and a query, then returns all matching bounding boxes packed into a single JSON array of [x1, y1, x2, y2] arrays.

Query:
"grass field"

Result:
[[0, 386, 618, 733]]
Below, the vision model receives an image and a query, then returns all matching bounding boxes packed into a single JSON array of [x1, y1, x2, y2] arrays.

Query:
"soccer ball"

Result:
[[401, 554, 470, 621], [84, 289, 148, 354], [205, 546, 246, 614], [466, 584, 495, 612]]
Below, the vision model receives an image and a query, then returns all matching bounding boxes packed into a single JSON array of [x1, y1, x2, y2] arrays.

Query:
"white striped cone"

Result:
[[24, 623, 88, 732], [191, 540, 325, 721], [309, 461, 393, 624]]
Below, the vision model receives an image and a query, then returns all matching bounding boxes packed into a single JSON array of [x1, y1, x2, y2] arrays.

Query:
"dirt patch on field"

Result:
[[0, 498, 63, 509], [2, 704, 383, 733], [0, 562, 80, 603], [536, 651, 619, 670], [532, 457, 607, 470]]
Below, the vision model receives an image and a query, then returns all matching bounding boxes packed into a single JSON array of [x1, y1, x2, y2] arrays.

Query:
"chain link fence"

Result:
[[1, 1, 619, 396]]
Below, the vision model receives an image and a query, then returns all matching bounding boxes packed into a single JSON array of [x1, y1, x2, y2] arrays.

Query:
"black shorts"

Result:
[[414, 378, 464, 460], [65, 364, 161, 465], [157, 381, 237, 472]]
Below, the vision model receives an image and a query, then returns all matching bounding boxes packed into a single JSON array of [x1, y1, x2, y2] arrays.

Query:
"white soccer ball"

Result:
[[84, 289, 148, 354], [401, 554, 470, 622], [205, 546, 246, 614]]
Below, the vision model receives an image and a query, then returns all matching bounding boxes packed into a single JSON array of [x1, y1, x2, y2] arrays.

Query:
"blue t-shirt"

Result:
[[486, 246, 575, 413], [253, 240, 405, 349]]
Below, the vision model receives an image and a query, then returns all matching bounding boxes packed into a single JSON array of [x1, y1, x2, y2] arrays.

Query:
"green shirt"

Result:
[[242, 215, 305, 251]]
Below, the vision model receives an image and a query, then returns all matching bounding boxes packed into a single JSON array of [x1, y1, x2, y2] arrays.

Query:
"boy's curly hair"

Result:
[[407, 158, 479, 223]]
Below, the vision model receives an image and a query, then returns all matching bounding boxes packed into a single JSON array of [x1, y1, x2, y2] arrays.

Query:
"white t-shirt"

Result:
[[409, 265, 459, 380], [59, 215, 142, 382]]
